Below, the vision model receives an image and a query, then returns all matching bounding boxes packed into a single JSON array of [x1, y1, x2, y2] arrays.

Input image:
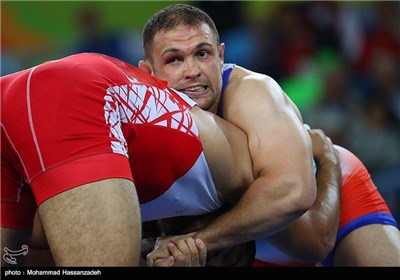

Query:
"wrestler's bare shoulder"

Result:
[[227, 66, 281, 99], [223, 66, 290, 114], [228, 66, 303, 120]]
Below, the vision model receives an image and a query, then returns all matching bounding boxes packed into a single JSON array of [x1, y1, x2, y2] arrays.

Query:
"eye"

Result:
[[166, 57, 178, 64], [198, 51, 209, 58], [165, 55, 183, 65]]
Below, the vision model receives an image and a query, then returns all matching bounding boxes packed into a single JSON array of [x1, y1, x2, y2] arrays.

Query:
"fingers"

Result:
[[170, 238, 194, 266], [169, 238, 207, 266], [308, 129, 333, 156], [308, 128, 340, 167], [146, 239, 171, 267], [147, 236, 207, 267], [152, 256, 175, 267], [196, 239, 207, 266], [308, 128, 331, 145]]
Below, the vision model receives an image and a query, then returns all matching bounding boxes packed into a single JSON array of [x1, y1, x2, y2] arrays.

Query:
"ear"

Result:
[[138, 60, 153, 74], [218, 43, 225, 66]]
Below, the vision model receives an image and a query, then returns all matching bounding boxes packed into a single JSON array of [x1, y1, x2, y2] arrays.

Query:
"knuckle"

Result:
[[175, 254, 186, 263]]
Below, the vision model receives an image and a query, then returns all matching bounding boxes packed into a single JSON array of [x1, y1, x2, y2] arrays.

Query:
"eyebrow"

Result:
[[161, 42, 214, 57], [161, 48, 180, 57]]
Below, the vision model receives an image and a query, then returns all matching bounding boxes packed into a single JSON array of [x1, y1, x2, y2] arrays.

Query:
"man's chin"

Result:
[[190, 97, 212, 111]]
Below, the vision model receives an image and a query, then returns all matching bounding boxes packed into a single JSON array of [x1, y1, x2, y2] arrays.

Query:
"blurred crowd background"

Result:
[[2, 1, 399, 223]]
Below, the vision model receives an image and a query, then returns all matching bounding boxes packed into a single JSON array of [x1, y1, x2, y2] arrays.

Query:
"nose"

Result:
[[183, 59, 201, 79]]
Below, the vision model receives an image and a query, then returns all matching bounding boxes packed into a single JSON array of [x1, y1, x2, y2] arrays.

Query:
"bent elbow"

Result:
[[294, 182, 316, 216], [302, 189, 316, 214]]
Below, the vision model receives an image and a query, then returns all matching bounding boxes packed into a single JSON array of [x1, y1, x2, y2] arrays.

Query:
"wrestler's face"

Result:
[[141, 23, 225, 113]]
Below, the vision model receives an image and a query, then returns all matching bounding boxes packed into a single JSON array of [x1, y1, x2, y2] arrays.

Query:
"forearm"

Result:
[[306, 152, 342, 248], [193, 176, 313, 252], [269, 151, 342, 262]]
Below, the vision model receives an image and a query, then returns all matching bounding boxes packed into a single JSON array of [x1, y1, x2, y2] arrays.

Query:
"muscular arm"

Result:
[[192, 75, 316, 251], [147, 75, 316, 264], [38, 178, 142, 266], [268, 129, 342, 262], [148, 129, 341, 266]]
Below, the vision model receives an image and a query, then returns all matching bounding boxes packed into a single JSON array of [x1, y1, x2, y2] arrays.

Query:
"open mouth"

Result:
[[180, 85, 208, 97]]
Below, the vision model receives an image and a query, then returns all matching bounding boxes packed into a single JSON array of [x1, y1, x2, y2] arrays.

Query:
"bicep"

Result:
[[232, 82, 314, 180], [252, 113, 313, 178], [228, 78, 317, 216]]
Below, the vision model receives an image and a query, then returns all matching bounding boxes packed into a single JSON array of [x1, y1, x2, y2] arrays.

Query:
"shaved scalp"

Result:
[[142, 3, 220, 61]]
